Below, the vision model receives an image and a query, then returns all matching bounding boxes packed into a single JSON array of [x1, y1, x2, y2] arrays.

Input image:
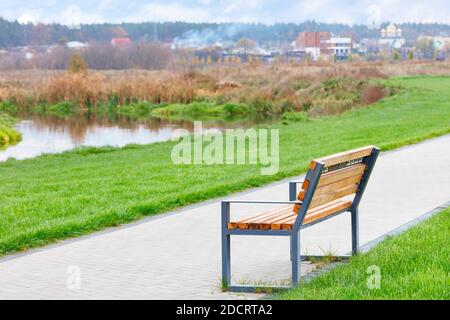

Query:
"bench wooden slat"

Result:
[[303, 199, 352, 225], [247, 206, 293, 229], [253, 210, 297, 230], [239, 205, 291, 224], [227, 205, 292, 229], [309, 184, 358, 209], [298, 173, 363, 200], [314, 175, 362, 197], [270, 199, 343, 230], [313, 145, 374, 167], [277, 199, 352, 230], [317, 163, 366, 187], [229, 199, 353, 231]]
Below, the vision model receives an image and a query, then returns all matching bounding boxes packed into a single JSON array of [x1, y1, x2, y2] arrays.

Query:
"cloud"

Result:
[[60, 4, 105, 24], [360, 0, 450, 24], [61, 5, 81, 25], [126, 3, 211, 22], [18, 13, 37, 24], [1, 0, 449, 25]]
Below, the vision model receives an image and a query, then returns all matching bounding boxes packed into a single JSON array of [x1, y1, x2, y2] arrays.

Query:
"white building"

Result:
[[328, 37, 352, 56], [379, 23, 405, 49], [67, 41, 88, 50], [431, 36, 450, 50], [381, 23, 402, 38]]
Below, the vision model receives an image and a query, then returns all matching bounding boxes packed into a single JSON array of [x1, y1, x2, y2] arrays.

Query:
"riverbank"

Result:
[[0, 77, 396, 121], [1, 60, 449, 121], [0, 76, 449, 255], [0, 113, 21, 149]]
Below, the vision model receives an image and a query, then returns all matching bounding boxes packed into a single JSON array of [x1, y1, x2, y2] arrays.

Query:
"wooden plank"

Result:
[[247, 207, 293, 229], [314, 146, 374, 167], [293, 203, 301, 213], [271, 199, 352, 230], [297, 164, 366, 201], [238, 205, 291, 224], [309, 184, 358, 209], [227, 205, 291, 229], [229, 196, 354, 230], [254, 210, 296, 230], [298, 174, 362, 200], [303, 200, 352, 225], [314, 175, 362, 197], [318, 163, 366, 187], [278, 200, 352, 230], [301, 180, 309, 191], [270, 199, 344, 230], [298, 173, 362, 200]]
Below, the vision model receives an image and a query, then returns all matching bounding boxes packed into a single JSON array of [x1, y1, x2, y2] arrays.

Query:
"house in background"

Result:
[[381, 23, 402, 38], [378, 23, 405, 49], [292, 31, 331, 60], [292, 31, 352, 60], [328, 36, 353, 59], [67, 41, 88, 50], [111, 37, 132, 49], [430, 36, 450, 51]]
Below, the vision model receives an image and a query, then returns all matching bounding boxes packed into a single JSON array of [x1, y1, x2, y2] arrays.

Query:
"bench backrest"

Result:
[[293, 145, 379, 228]]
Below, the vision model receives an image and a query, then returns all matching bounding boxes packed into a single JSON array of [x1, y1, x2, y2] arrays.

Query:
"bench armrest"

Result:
[[222, 200, 302, 205], [289, 180, 303, 201]]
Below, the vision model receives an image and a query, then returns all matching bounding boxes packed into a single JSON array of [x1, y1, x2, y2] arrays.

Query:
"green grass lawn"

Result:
[[278, 208, 450, 300], [0, 76, 449, 255]]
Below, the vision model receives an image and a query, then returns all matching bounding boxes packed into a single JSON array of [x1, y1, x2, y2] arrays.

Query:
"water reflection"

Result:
[[0, 115, 274, 161]]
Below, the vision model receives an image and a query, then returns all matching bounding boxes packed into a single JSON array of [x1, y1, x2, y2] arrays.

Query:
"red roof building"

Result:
[[294, 32, 331, 51], [111, 37, 132, 48]]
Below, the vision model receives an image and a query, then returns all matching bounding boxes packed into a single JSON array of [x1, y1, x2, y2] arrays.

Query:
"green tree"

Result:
[[58, 37, 68, 46], [408, 51, 414, 60], [393, 49, 399, 61]]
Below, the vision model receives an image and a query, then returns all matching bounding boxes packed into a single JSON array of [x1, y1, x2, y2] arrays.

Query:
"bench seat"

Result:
[[227, 199, 352, 230]]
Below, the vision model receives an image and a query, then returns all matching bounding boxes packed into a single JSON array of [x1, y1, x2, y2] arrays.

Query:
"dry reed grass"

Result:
[[0, 60, 449, 116]]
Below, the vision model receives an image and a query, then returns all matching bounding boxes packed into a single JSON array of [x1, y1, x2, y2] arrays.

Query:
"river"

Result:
[[0, 116, 272, 161]]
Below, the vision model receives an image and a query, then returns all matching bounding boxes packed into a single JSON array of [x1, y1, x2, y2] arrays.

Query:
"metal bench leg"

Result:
[[291, 231, 301, 286], [221, 202, 231, 288], [222, 232, 231, 288], [351, 207, 359, 255]]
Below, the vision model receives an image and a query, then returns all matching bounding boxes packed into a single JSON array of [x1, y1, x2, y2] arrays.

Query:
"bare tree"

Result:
[[236, 37, 257, 54]]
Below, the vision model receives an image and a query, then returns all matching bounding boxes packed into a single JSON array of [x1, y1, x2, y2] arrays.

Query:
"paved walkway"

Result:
[[0, 135, 449, 299]]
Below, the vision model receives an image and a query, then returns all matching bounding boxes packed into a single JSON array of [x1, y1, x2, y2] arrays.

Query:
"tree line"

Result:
[[1, 17, 450, 48], [0, 42, 173, 70]]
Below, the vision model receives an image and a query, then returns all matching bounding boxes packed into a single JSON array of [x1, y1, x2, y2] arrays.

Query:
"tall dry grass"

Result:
[[0, 60, 449, 116]]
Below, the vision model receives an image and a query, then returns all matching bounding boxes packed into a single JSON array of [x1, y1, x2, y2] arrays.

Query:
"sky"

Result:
[[1, 0, 449, 25]]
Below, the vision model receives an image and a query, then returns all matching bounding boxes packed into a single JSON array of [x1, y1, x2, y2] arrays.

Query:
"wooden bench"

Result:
[[221, 145, 380, 292]]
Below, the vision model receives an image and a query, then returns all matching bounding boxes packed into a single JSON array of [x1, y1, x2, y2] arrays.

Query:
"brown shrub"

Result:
[[356, 67, 387, 79], [361, 85, 386, 105], [214, 80, 240, 91]]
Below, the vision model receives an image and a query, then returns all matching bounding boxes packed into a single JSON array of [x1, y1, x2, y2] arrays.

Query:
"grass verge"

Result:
[[278, 207, 450, 300], [0, 76, 449, 255]]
